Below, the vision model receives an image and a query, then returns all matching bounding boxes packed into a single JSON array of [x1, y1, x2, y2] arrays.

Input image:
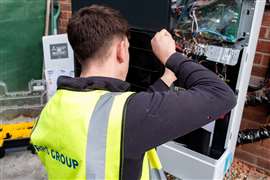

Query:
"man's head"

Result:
[[67, 5, 130, 79]]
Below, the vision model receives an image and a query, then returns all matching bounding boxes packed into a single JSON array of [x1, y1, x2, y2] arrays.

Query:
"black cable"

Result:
[[237, 125, 270, 145]]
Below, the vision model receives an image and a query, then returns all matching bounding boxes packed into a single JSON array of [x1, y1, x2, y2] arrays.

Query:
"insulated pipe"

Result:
[[237, 125, 270, 145], [45, 0, 51, 36], [50, 0, 54, 34]]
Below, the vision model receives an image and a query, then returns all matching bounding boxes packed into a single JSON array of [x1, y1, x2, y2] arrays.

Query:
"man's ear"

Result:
[[116, 40, 126, 64]]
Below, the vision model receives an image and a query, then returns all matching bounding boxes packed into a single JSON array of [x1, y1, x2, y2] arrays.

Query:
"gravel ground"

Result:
[[0, 116, 33, 124], [224, 159, 270, 180], [0, 150, 47, 180]]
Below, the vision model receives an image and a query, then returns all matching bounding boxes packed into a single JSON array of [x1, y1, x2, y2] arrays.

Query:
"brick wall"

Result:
[[58, 0, 270, 172], [58, 0, 71, 34], [250, 10, 270, 85], [236, 9, 270, 173]]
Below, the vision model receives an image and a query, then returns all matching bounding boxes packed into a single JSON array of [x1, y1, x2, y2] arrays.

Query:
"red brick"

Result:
[[58, 24, 67, 31], [256, 40, 270, 53], [251, 66, 269, 77], [235, 148, 270, 172], [254, 53, 263, 64], [241, 143, 270, 160], [235, 148, 258, 165], [257, 158, 270, 173], [243, 106, 269, 124], [58, 25, 67, 33], [242, 119, 262, 129], [61, 3, 72, 11], [61, 11, 72, 19], [262, 139, 270, 149], [259, 27, 267, 39], [59, 19, 69, 26], [261, 54, 270, 67], [239, 120, 247, 130], [246, 105, 269, 114], [59, 0, 71, 3], [59, 26, 66, 31], [265, 28, 270, 40], [259, 26, 270, 40], [262, 10, 270, 26], [59, 27, 67, 34], [59, 25, 67, 30]]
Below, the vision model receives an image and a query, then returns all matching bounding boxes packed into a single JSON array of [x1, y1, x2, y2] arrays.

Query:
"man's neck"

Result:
[[80, 66, 125, 81]]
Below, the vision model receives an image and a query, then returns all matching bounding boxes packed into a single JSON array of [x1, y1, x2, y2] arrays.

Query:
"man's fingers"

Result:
[[160, 29, 167, 33], [154, 29, 170, 37], [159, 29, 166, 36], [160, 29, 170, 36]]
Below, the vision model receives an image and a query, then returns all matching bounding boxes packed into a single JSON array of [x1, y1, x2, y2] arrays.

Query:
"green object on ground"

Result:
[[0, 0, 46, 92]]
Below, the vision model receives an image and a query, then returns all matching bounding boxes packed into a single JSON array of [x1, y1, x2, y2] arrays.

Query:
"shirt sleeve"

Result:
[[147, 79, 170, 92], [124, 52, 237, 157]]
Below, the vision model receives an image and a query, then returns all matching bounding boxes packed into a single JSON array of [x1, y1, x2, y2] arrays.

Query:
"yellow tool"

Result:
[[0, 121, 35, 158]]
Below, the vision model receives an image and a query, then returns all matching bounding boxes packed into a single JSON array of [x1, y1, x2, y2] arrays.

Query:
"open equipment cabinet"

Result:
[[72, 0, 266, 179]]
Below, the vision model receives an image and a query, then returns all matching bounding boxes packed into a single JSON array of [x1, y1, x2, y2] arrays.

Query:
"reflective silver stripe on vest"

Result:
[[150, 169, 167, 180], [86, 93, 116, 180]]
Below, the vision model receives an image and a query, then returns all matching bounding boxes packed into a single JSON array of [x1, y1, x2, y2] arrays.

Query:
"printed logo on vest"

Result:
[[33, 144, 79, 169]]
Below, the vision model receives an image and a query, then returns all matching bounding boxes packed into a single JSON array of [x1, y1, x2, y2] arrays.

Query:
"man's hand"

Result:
[[151, 29, 176, 65], [161, 68, 177, 87]]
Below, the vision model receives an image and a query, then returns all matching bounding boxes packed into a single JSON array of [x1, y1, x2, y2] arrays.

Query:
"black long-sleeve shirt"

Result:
[[58, 52, 236, 180]]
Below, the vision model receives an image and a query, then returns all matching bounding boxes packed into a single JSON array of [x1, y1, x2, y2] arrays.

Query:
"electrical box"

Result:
[[42, 34, 75, 99], [72, 0, 266, 179]]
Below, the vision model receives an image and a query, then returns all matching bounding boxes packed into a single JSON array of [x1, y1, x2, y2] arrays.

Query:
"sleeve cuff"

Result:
[[165, 52, 187, 73]]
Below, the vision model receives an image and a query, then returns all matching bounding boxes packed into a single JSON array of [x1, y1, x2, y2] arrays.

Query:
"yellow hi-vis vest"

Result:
[[31, 90, 166, 180]]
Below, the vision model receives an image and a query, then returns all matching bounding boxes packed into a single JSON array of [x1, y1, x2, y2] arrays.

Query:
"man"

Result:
[[31, 5, 236, 180]]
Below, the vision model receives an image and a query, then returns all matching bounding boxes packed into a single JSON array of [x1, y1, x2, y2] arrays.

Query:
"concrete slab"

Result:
[[0, 150, 47, 180]]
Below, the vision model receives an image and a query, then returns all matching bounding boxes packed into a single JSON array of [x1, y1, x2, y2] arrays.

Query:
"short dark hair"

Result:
[[67, 5, 129, 63]]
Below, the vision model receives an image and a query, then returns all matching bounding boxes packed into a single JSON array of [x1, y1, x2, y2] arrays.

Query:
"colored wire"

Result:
[[197, 28, 236, 42]]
